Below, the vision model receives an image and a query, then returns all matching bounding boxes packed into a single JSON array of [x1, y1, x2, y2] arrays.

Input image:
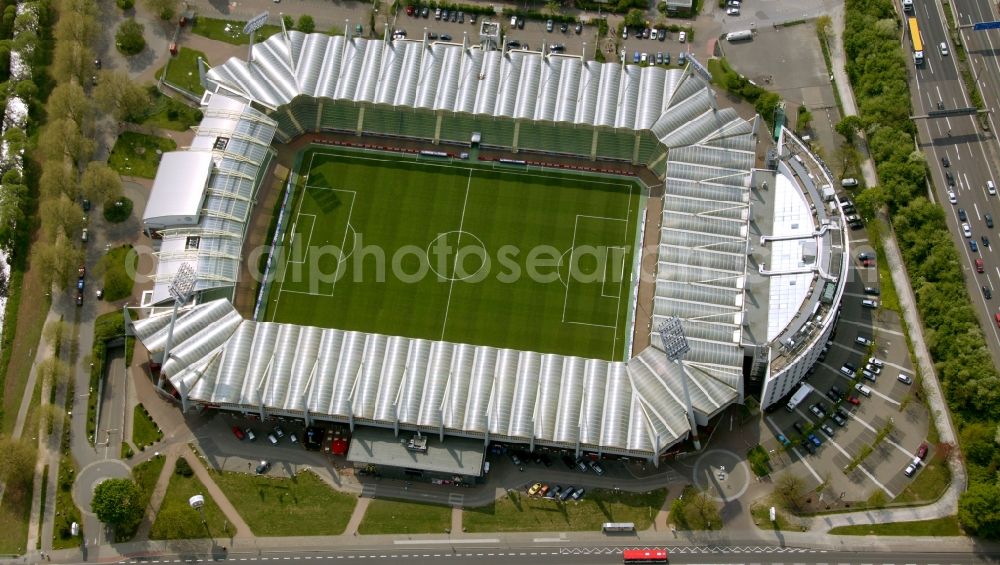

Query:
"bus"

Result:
[[907, 17, 925, 65], [623, 548, 669, 563], [602, 522, 635, 532]]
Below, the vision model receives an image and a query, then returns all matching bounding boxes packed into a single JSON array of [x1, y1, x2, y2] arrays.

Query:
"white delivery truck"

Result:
[[786, 383, 815, 412]]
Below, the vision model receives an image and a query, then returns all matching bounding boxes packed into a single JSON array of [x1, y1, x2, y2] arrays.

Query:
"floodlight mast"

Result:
[[658, 317, 702, 450], [243, 12, 270, 64], [158, 263, 197, 390]]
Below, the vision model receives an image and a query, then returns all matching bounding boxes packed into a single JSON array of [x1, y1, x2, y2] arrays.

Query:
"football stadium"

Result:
[[131, 22, 849, 468]]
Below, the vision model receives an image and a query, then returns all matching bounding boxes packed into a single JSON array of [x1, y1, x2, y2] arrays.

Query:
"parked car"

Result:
[[917, 442, 929, 460], [801, 440, 817, 454], [559, 485, 574, 501], [267, 433, 278, 445], [538, 484, 550, 497], [576, 459, 589, 473], [904, 456, 921, 477], [255, 460, 271, 474], [776, 433, 791, 447], [898, 373, 913, 385], [528, 482, 542, 496], [855, 335, 873, 346], [588, 460, 605, 475], [273, 425, 285, 438], [245, 428, 256, 441], [820, 423, 835, 437], [571, 487, 586, 500], [231, 426, 246, 440], [793, 421, 805, 434], [809, 403, 825, 418], [546, 19, 553, 32], [846, 395, 862, 405], [808, 433, 822, 447], [678, 31, 687, 42], [831, 412, 846, 427], [864, 286, 880, 295]]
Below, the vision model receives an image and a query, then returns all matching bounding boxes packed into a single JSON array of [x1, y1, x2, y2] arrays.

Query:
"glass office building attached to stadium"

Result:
[[132, 24, 848, 465]]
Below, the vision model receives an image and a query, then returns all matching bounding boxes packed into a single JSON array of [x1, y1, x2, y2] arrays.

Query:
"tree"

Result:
[[81, 161, 123, 205], [92, 478, 145, 530], [43, 319, 72, 349], [116, 18, 146, 56], [142, 0, 177, 20], [297, 14, 315, 33], [37, 357, 71, 388], [544, 0, 560, 15], [623, 8, 645, 29], [0, 182, 26, 249], [959, 483, 1000, 539], [282, 14, 294, 30], [773, 472, 807, 512], [38, 118, 94, 164], [116, 0, 135, 9], [0, 436, 36, 500], [52, 40, 96, 85], [835, 115, 862, 141], [37, 234, 84, 287], [682, 490, 720, 530], [41, 194, 86, 242], [54, 9, 98, 43], [796, 105, 813, 132], [47, 81, 94, 125], [39, 162, 78, 200], [755, 92, 781, 127], [95, 70, 151, 122]]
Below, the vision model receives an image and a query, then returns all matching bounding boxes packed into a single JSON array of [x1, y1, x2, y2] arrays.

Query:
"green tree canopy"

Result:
[[297, 14, 315, 33], [116, 18, 146, 56], [92, 478, 145, 530]]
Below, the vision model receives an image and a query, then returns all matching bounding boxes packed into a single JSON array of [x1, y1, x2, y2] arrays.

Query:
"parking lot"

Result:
[[759, 209, 933, 505]]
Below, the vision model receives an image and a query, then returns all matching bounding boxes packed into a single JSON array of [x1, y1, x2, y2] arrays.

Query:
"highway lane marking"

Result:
[[394, 538, 500, 544]]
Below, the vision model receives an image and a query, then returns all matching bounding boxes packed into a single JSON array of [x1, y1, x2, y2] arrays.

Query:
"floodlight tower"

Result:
[[157, 262, 197, 390], [658, 316, 701, 450], [243, 11, 270, 65]]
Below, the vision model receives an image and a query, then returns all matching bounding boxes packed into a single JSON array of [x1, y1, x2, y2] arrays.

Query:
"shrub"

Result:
[[174, 457, 193, 477]]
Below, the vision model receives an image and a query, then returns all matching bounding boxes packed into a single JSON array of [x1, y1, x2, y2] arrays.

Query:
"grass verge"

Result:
[[191, 16, 282, 45], [52, 454, 82, 549], [108, 131, 176, 179], [464, 488, 666, 533], [210, 469, 355, 536], [750, 502, 803, 532], [359, 499, 451, 535], [138, 90, 203, 131], [100, 245, 136, 301], [132, 403, 162, 449], [156, 47, 209, 96], [150, 457, 229, 540], [893, 447, 951, 504], [828, 515, 961, 536], [747, 445, 771, 477]]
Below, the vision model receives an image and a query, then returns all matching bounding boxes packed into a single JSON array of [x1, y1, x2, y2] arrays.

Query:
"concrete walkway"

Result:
[[344, 497, 371, 536]]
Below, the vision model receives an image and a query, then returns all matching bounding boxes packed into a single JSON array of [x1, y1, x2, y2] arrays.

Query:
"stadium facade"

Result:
[[131, 25, 848, 462]]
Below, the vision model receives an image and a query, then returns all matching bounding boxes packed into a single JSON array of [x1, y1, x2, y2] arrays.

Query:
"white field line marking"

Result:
[[561, 214, 581, 323], [613, 182, 635, 359], [566, 320, 616, 329], [287, 213, 316, 265], [282, 188, 357, 299], [601, 246, 627, 298], [440, 170, 473, 341]]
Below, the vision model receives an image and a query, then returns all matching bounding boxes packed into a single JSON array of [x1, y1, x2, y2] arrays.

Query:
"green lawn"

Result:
[[828, 516, 962, 536], [108, 132, 176, 179], [210, 470, 356, 536], [266, 148, 642, 361], [358, 499, 452, 535], [138, 91, 203, 131], [150, 457, 229, 540], [191, 16, 282, 45], [101, 245, 136, 301], [52, 455, 82, 549], [132, 404, 162, 448], [893, 448, 951, 504], [157, 47, 209, 95], [464, 489, 666, 533]]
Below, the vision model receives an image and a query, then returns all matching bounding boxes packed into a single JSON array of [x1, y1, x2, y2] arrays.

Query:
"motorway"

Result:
[[66, 546, 1000, 565], [908, 0, 1000, 361]]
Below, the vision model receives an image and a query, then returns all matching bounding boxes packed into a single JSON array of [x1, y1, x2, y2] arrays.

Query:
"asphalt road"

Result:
[[64, 546, 1000, 565], [908, 0, 1000, 361]]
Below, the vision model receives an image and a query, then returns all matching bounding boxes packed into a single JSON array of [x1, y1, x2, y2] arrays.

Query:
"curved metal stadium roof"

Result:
[[133, 29, 761, 458]]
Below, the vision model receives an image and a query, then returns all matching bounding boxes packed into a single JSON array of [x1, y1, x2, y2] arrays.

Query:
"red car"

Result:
[[231, 426, 246, 440], [916, 442, 929, 460], [405, 4, 415, 15], [976, 258, 985, 273], [846, 395, 861, 406]]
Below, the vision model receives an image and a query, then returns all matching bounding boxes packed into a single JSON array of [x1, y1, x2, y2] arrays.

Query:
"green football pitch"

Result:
[[263, 148, 644, 361]]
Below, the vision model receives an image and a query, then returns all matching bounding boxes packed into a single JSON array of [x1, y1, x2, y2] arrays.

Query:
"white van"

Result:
[[855, 383, 872, 397]]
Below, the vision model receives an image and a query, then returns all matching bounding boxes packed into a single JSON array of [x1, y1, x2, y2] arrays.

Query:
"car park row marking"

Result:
[[763, 415, 822, 483], [821, 431, 895, 498], [837, 319, 906, 338], [844, 411, 912, 458]]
